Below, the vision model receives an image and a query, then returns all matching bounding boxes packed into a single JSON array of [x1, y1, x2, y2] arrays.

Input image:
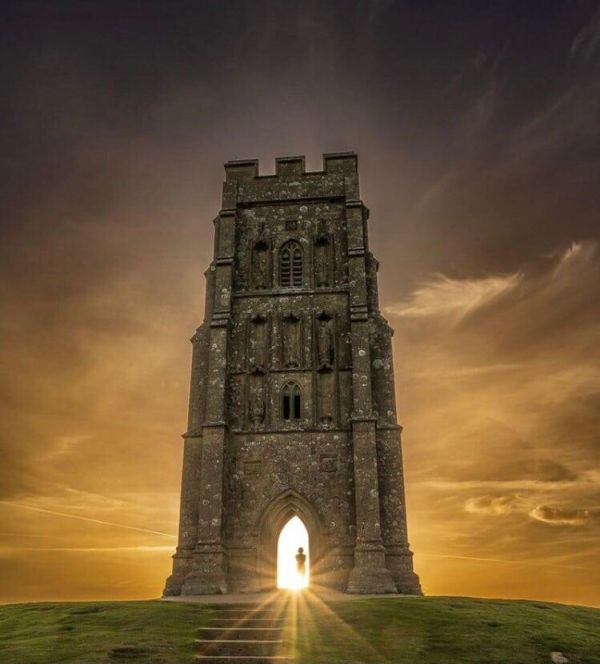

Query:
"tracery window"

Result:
[[280, 241, 303, 288], [282, 382, 302, 421]]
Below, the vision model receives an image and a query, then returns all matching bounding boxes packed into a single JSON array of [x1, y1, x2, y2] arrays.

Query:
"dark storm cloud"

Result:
[[1, 1, 599, 604]]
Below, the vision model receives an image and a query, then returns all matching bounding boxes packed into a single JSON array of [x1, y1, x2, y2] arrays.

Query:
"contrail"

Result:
[[420, 552, 588, 571], [1, 545, 175, 553], [0, 500, 177, 539]]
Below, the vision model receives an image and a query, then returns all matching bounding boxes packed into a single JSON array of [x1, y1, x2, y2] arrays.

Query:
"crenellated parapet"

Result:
[[221, 153, 360, 207]]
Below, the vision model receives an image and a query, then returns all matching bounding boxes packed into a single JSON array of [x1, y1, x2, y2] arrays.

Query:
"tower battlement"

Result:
[[224, 152, 358, 182], [223, 153, 360, 206]]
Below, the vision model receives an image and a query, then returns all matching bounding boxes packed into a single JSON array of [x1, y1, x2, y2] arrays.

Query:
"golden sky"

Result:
[[1, 2, 599, 606]]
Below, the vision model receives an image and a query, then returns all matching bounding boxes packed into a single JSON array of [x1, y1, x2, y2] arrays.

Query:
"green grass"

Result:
[[0, 596, 599, 663], [0, 601, 214, 663], [291, 596, 600, 664]]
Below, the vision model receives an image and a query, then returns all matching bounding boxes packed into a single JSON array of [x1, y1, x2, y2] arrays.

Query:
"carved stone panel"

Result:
[[251, 240, 269, 290], [320, 453, 338, 472], [282, 313, 301, 368], [248, 314, 268, 371], [248, 370, 266, 426], [244, 459, 262, 476], [314, 236, 331, 287], [317, 369, 335, 425], [228, 375, 244, 429], [316, 312, 335, 369]]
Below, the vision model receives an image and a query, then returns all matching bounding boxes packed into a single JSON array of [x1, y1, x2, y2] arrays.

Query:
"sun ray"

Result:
[[287, 588, 390, 662]]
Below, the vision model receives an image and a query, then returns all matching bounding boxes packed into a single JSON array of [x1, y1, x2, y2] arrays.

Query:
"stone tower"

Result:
[[163, 153, 421, 596]]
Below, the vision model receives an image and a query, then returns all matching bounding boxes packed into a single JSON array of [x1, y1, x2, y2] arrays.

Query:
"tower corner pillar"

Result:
[[180, 423, 229, 595], [347, 418, 397, 594]]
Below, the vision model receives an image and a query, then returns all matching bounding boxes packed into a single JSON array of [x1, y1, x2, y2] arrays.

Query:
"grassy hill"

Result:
[[0, 595, 599, 664]]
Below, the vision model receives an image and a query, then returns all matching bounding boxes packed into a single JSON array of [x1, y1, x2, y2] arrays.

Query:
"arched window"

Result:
[[282, 382, 302, 420], [280, 241, 303, 288]]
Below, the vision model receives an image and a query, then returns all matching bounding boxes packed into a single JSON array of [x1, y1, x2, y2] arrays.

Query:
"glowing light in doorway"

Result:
[[277, 516, 309, 590]]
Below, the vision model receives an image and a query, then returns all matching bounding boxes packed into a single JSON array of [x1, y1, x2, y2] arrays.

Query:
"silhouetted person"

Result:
[[295, 547, 306, 577]]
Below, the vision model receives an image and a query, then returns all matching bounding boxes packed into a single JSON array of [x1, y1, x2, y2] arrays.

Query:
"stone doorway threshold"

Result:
[[162, 589, 416, 604]]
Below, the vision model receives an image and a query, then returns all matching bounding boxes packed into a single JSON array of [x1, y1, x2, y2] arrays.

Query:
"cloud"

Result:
[[464, 494, 523, 516], [506, 74, 599, 165], [397, 237, 600, 599], [529, 505, 600, 527], [553, 239, 596, 277], [463, 495, 600, 528], [458, 47, 506, 140], [570, 9, 600, 64], [431, 478, 582, 493], [419, 551, 590, 572], [384, 272, 521, 323], [46, 434, 94, 459], [386, 240, 598, 339], [436, 459, 582, 487]]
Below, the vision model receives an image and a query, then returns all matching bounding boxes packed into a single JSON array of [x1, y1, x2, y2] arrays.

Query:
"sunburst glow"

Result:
[[277, 516, 309, 590]]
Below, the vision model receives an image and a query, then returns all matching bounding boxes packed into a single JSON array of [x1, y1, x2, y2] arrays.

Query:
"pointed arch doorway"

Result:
[[256, 490, 325, 591], [277, 516, 309, 589]]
